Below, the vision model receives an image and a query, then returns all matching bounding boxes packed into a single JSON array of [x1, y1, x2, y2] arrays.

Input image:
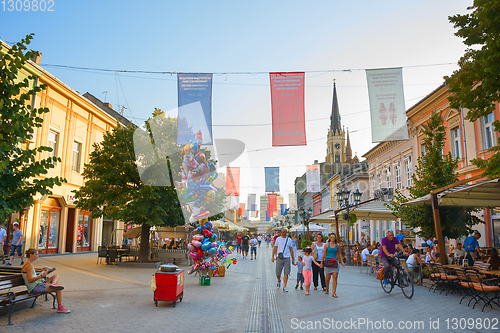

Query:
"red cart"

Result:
[[154, 269, 184, 307]]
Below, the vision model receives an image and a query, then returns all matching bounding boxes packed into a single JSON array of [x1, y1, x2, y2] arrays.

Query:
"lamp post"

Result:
[[298, 206, 312, 239], [337, 187, 362, 266]]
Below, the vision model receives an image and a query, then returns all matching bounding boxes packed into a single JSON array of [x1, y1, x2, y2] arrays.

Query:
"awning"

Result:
[[309, 209, 347, 224], [156, 226, 193, 238], [403, 178, 500, 208], [324, 200, 397, 223], [290, 224, 326, 232]]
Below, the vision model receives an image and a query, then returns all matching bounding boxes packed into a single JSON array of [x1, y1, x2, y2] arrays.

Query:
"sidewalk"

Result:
[[0, 246, 498, 332]]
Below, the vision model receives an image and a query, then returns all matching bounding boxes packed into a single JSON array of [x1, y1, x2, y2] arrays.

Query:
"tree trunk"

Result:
[[138, 224, 150, 262]]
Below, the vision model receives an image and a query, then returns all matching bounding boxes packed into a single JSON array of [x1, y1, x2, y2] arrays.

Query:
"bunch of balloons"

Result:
[[175, 130, 218, 222], [187, 219, 237, 277]]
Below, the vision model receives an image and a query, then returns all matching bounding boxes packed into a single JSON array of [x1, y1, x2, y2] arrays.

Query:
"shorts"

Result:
[[258, 241, 261, 245], [0, 246, 4, 257], [297, 272, 304, 283], [276, 257, 291, 276], [31, 283, 47, 294], [236, 243, 242, 250], [10, 245, 22, 257], [303, 270, 312, 286], [242, 245, 249, 253], [251, 247, 257, 255]]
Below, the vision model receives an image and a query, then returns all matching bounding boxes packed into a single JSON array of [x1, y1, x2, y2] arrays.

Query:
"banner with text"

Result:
[[230, 195, 239, 210], [248, 194, 256, 211], [226, 167, 240, 196], [265, 167, 280, 193], [366, 68, 408, 142], [177, 73, 213, 145], [306, 164, 320, 192], [268, 193, 277, 213], [239, 203, 245, 216], [270, 72, 306, 146], [288, 193, 297, 211]]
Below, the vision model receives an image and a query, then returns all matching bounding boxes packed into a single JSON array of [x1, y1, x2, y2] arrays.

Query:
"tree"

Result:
[[0, 34, 63, 223], [387, 111, 482, 239], [445, 0, 500, 178]]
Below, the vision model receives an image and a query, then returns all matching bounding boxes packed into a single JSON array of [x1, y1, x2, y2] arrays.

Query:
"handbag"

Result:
[[277, 237, 288, 260], [323, 258, 338, 268]]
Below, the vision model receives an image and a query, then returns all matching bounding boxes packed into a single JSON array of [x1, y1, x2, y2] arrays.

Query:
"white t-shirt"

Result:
[[407, 253, 419, 265], [250, 239, 258, 247], [361, 248, 370, 261], [257, 235, 262, 241], [452, 248, 465, 257], [274, 236, 293, 258]]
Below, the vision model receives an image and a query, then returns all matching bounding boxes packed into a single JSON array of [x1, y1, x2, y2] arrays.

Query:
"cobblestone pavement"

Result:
[[0, 246, 498, 333]]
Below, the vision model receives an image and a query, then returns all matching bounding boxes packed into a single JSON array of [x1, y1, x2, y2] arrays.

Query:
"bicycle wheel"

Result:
[[380, 267, 394, 293], [400, 270, 414, 299]]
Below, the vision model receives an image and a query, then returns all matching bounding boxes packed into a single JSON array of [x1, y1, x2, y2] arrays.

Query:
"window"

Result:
[[420, 143, 427, 156], [385, 166, 392, 188], [451, 127, 461, 159], [482, 112, 495, 149], [370, 174, 375, 196], [377, 171, 382, 189], [48, 130, 58, 159], [394, 162, 401, 190], [405, 157, 412, 188], [335, 153, 340, 163], [72, 141, 82, 173]]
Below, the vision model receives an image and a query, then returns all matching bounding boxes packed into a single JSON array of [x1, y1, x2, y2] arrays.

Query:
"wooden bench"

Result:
[[0, 273, 56, 325]]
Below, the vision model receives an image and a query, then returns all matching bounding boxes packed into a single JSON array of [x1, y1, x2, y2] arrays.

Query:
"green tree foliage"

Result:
[[387, 111, 482, 239], [0, 34, 63, 223], [445, 0, 500, 178]]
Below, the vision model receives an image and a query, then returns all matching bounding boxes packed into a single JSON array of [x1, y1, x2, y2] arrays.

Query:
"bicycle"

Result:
[[380, 262, 414, 299]]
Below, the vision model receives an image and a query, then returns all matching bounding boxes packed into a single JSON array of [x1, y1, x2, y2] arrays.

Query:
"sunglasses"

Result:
[[329, 235, 336, 238]]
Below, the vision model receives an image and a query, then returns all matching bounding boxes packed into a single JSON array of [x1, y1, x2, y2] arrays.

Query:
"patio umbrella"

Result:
[[122, 227, 142, 238], [290, 224, 326, 233]]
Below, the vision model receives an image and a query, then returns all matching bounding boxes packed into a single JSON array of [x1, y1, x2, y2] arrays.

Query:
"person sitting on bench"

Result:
[[21, 248, 70, 313]]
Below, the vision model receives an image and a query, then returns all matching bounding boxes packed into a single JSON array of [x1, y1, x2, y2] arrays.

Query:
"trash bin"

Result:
[[153, 269, 184, 307]]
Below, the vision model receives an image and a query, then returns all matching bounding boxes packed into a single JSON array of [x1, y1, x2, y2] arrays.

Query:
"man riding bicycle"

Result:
[[381, 230, 405, 285]]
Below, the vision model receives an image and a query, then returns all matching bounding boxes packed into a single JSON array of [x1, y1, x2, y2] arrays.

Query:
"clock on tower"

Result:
[[334, 143, 341, 150]]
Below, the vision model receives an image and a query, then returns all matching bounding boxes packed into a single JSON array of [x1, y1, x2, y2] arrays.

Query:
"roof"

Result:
[[83, 93, 131, 126], [403, 178, 500, 208]]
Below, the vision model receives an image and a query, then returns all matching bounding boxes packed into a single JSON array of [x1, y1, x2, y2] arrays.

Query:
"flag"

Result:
[[306, 165, 320, 192], [244, 210, 249, 220], [226, 167, 240, 196], [265, 167, 280, 192], [239, 203, 245, 216], [366, 68, 408, 142], [288, 193, 297, 211], [270, 72, 306, 146], [248, 194, 256, 211], [266, 213, 270, 222], [230, 195, 239, 210], [268, 194, 277, 212], [177, 73, 213, 145], [256, 210, 259, 218]]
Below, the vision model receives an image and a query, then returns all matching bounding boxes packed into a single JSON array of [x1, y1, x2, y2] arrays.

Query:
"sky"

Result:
[[0, 0, 473, 208]]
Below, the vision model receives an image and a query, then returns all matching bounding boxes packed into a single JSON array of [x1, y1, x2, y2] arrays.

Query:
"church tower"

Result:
[[326, 82, 346, 166]]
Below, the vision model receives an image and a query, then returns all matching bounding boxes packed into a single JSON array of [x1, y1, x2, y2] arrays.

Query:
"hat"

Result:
[[12, 222, 19, 225]]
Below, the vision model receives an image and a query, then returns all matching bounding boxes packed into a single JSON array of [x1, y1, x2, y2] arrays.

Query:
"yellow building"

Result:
[[2, 40, 129, 254]]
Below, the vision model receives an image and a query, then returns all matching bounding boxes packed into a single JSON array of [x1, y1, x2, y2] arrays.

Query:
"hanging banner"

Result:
[[265, 167, 280, 193], [226, 167, 240, 196], [248, 194, 256, 211], [306, 165, 320, 192], [270, 72, 307, 146], [177, 73, 213, 145], [230, 195, 239, 210], [366, 68, 409, 142], [266, 212, 270, 222], [288, 193, 297, 211], [268, 194, 277, 213], [256, 210, 259, 218], [250, 210, 256, 218], [281, 204, 287, 216], [244, 210, 249, 220], [238, 203, 245, 216]]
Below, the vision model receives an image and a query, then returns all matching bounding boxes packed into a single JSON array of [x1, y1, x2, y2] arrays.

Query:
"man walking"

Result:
[[463, 232, 482, 265], [235, 232, 243, 255], [241, 232, 250, 260], [0, 224, 7, 264], [8, 222, 24, 265], [272, 228, 295, 292], [250, 234, 258, 260]]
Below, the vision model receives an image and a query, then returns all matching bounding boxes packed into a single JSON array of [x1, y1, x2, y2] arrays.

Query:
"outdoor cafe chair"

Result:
[[97, 246, 108, 265], [423, 262, 444, 293], [435, 263, 459, 296], [466, 270, 500, 312]]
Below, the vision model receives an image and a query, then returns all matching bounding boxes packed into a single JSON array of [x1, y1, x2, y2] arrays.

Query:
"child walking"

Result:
[[302, 247, 322, 295], [295, 255, 304, 290]]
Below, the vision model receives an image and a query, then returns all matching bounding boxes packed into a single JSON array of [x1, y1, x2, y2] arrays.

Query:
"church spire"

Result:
[[330, 81, 342, 136], [346, 129, 352, 162]]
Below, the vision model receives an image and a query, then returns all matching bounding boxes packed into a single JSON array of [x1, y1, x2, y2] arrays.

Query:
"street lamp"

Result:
[[298, 206, 313, 239], [337, 186, 362, 266]]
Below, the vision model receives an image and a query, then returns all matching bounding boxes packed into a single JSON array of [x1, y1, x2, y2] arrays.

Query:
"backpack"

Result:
[[375, 266, 384, 280]]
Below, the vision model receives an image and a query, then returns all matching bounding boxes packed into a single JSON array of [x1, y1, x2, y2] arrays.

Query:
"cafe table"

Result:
[[479, 270, 500, 277]]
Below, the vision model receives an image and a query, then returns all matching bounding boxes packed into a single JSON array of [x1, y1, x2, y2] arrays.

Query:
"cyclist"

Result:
[[381, 230, 405, 285]]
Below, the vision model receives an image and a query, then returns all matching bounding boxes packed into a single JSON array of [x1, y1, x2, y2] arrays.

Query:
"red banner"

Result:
[[226, 167, 240, 196], [238, 203, 245, 216], [268, 193, 277, 212], [256, 210, 259, 218], [270, 72, 306, 146]]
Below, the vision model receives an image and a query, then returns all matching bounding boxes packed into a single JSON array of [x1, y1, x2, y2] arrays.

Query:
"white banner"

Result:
[[288, 193, 297, 211], [366, 68, 409, 142], [306, 165, 320, 192], [230, 195, 239, 210]]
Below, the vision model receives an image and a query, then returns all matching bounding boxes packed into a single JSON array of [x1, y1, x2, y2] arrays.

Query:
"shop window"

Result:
[[78, 213, 91, 249], [39, 208, 60, 253]]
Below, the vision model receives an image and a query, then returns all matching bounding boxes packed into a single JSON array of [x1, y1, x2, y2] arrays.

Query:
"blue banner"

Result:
[[266, 213, 270, 222], [281, 204, 287, 216], [265, 167, 280, 192], [177, 73, 213, 145]]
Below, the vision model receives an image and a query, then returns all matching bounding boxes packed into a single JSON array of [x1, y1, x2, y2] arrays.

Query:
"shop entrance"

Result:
[[39, 197, 61, 254], [77, 211, 92, 252]]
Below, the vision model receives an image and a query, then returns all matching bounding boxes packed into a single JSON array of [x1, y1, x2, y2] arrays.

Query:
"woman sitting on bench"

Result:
[[21, 248, 70, 313]]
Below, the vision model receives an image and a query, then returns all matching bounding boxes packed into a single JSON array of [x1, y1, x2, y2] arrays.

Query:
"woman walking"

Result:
[[311, 233, 326, 291], [290, 234, 298, 263], [321, 232, 345, 297]]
